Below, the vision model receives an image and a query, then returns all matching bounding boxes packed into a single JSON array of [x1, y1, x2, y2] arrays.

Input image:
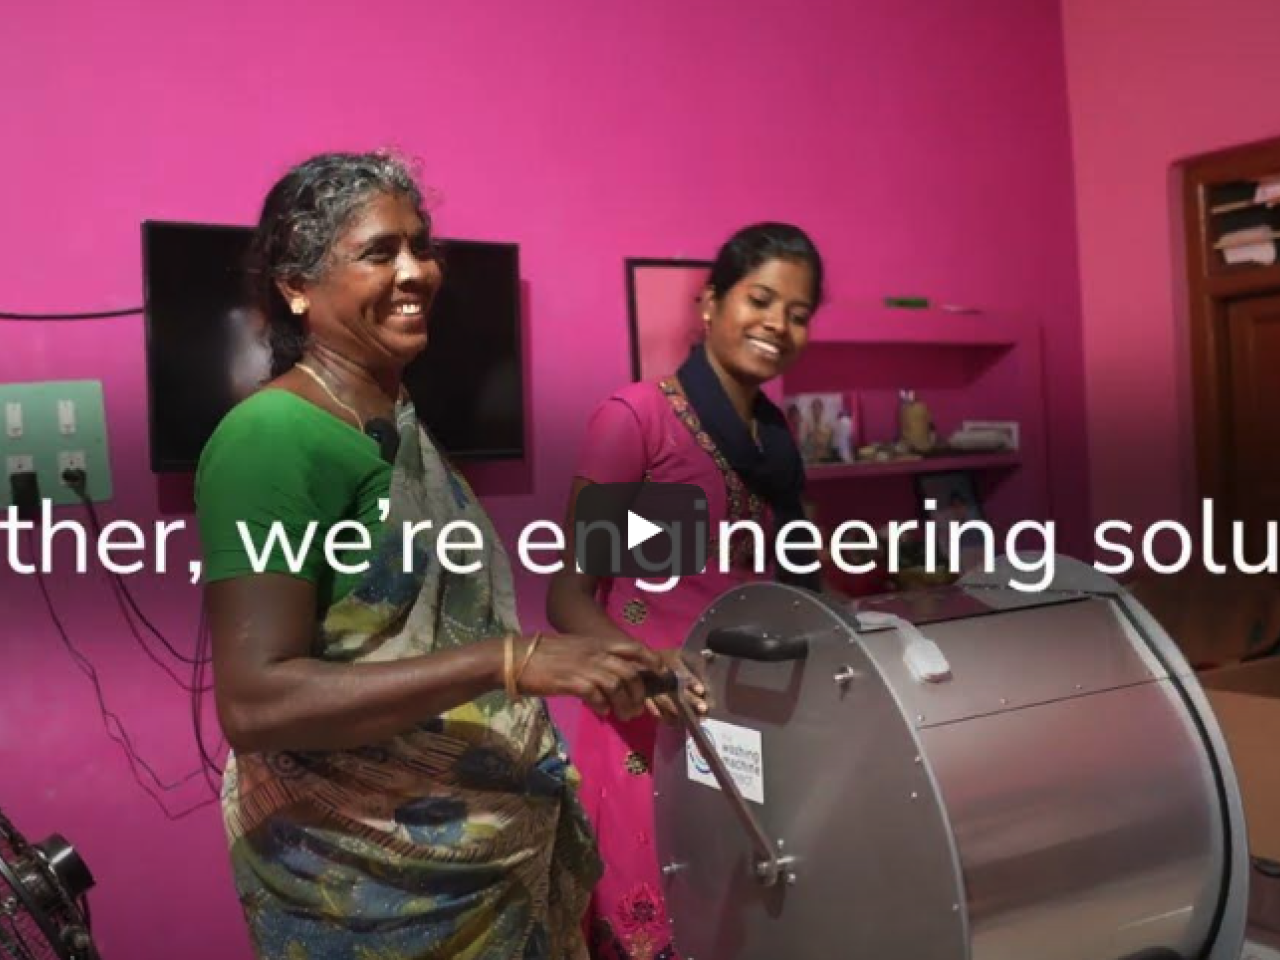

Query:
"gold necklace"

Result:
[[295, 361, 363, 430]]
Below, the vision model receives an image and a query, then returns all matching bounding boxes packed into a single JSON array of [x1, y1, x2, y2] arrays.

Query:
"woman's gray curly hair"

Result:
[[246, 151, 433, 376]]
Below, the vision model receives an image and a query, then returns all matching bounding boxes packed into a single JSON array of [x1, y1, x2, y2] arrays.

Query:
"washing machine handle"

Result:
[[641, 671, 680, 697], [705, 627, 809, 663], [676, 693, 798, 888]]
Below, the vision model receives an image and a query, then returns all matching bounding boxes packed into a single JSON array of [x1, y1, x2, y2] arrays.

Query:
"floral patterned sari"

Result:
[[221, 404, 598, 960]]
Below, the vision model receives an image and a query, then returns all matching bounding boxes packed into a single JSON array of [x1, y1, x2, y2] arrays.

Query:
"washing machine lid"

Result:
[[846, 588, 1171, 727], [852, 583, 1086, 627]]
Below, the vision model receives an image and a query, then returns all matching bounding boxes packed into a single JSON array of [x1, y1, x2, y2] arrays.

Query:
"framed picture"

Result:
[[914, 469, 987, 562], [625, 259, 713, 382], [784, 392, 857, 464], [960, 419, 1020, 451]]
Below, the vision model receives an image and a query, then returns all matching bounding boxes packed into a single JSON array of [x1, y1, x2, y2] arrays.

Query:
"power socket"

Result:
[[6, 454, 34, 476], [58, 450, 86, 484]]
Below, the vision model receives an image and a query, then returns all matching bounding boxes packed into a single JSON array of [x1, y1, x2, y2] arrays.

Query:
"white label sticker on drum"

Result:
[[686, 719, 764, 804]]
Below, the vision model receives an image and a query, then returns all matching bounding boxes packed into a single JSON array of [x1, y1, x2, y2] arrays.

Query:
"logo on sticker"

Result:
[[686, 723, 715, 776], [685, 718, 765, 805]]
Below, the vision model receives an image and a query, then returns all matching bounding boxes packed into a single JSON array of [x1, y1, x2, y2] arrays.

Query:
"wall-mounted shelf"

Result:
[[1202, 173, 1280, 273], [807, 308, 1023, 347], [780, 306, 1046, 543], [806, 452, 1021, 482]]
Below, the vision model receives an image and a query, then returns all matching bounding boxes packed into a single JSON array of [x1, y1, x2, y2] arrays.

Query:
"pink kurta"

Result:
[[573, 378, 772, 960]]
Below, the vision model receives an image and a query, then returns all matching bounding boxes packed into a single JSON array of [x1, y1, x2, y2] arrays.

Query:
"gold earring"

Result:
[[290, 298, 308, 316]]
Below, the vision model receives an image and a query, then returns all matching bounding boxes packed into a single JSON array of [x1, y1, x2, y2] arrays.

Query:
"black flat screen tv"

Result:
[[142, 220, 524, 472]]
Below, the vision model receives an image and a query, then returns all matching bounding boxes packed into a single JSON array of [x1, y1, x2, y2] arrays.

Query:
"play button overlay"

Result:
[[628, 511, 664, 550], [576, 482, 709, 579]]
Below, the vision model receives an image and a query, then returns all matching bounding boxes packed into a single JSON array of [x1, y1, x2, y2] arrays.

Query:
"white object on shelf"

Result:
[[1215, 225, 1280, 250], [834, 412, 855, 463], [958, 420, 1019, 451], [1256, 176, 1280, 204], [1224, 241, 1278, 266], [948, 428, 1008, 451]]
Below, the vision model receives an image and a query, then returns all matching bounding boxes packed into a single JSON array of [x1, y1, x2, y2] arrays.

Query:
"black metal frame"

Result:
[[624, 258, 713, 382]]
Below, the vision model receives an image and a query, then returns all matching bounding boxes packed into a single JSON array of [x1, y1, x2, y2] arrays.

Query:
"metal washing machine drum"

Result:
[[652, 558, 1251, 960]]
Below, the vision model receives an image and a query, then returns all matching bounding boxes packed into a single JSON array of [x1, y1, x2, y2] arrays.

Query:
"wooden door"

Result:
[[1224, 293, 1280, 549], [1180, 137, 1280, 558]]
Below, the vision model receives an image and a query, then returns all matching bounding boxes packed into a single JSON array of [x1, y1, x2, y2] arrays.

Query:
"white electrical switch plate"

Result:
[[57, 398, 76, 435], [5, 402, 21, 438], [0, 380, 111, 507]]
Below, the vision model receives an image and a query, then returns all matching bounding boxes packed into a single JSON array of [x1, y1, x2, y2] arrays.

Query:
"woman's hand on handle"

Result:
[[645, 648, 709, 724], [517, 634, 667, 722]]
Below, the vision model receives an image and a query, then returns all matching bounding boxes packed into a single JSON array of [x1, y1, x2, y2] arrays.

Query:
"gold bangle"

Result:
[[515, 631, 543, 690], [504, 633, 519, 701]]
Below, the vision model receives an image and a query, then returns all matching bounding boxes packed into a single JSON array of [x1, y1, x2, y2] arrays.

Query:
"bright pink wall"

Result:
[[0, 1, 1085, 956], [1062, 0, 1280, 532]]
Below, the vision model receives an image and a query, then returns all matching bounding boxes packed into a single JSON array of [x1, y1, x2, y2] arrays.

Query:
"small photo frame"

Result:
[[784, 392, 856, 464], [914, 469, 987, 563], [625, 259, 713, 382], [960, 419, 1020, 451]]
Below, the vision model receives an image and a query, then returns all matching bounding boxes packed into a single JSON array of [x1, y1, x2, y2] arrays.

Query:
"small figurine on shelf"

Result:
[[898, 389, 935, 454]]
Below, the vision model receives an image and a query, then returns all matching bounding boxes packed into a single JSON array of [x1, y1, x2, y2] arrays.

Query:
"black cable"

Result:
[[77, 493, 211, 669], [0, 307, 142, 320], [88, 539, 208, 693], [67, 480, 224, 787], [28, 532, 217, 821], [105, 576, 209, 693], [190, 599, 226, 787]]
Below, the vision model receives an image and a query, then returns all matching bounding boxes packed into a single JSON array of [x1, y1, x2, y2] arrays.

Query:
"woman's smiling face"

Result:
[[286, 191, 442, 368], [703, 256, 816, 386]]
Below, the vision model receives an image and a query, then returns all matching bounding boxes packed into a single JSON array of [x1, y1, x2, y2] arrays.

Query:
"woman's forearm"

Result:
[[221, 638, 505, 754]]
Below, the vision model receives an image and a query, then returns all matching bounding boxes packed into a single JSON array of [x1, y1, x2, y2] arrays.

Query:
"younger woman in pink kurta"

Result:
[[547, 223, 826, 959]]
